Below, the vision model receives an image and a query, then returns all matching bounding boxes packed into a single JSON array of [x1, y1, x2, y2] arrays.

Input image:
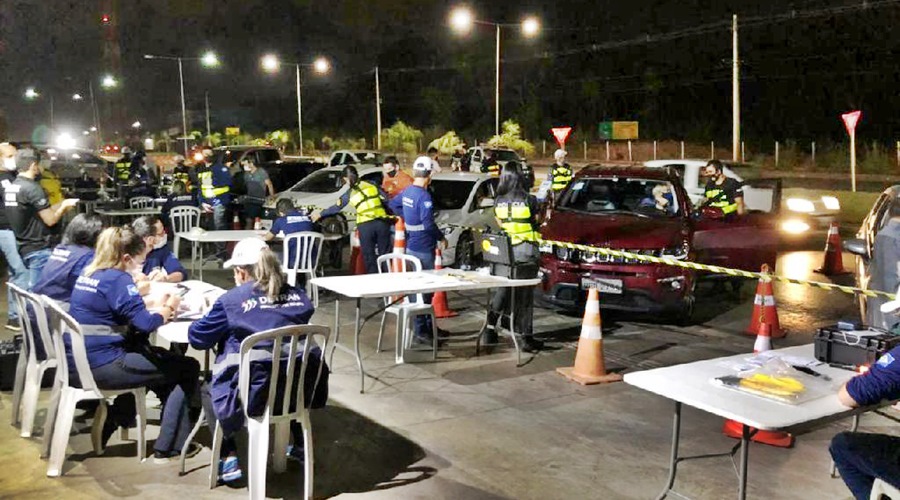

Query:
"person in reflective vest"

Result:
[[483, 162, 544, 353], [171, 155, 191, 191], [388, 156, 449, 344], [68, 226, 200, 461], [196, 148, 232, 257], [188, 238, 328, 484], [315, 165, 392, 274], [481, 149, 500, 176], [114, 147, 132, 183], [701, 159, 744, 218], [549, 148, 573, 193]]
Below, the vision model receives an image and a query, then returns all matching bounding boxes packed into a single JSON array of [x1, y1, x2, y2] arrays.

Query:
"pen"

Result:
[[792, 365, 832, 381]]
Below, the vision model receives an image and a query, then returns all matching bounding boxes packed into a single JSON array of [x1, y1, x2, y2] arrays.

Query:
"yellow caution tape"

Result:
[[445, 223, 896, 300]]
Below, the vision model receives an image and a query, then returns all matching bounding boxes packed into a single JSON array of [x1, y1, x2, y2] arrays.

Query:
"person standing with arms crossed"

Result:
[[389, 156, 448, 344], [548, 148, 573, 195], [0, 144, 28, 330], [314, 166, 392, 274]]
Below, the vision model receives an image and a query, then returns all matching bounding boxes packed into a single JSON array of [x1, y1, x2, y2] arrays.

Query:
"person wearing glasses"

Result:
[[700, 159, 745, 218], [68, 226, 200, 463]]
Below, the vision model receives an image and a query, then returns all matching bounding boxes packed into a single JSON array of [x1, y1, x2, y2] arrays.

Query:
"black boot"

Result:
[[522, 336, 544, 353]]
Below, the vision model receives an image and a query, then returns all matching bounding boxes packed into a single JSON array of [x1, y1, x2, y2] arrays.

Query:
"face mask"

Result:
[[154, 233, 168, 250], [663, 193, 674, 205], [242, 165, 251, 171], [3, 158, 15, 171]]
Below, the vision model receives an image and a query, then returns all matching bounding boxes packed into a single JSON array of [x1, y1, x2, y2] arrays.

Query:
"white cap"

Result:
[[554, 148, 568, 160], [223, 238, 269, 268], [173, 154, 185, 163], [122, 146, 132, 155], [413, 155, 433, 173]]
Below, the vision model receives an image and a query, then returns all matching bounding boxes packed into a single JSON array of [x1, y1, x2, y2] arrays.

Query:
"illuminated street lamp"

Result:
[[101, 75, 118, 88], [72, 93, 83, 101], [24, 87, 39, 99], [144, 51, 221, 152], [449, 6, 541, 135], [132, 121, 142, 129], [260, 54, 331, 156]]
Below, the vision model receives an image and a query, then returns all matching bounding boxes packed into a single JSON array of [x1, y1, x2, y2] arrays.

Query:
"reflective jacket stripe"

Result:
[[496, 201, 538, 245], [349, 181, 388, 224]]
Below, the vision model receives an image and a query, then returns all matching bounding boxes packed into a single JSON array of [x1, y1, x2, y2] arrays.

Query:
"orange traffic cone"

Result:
[[557, 288, 623, 385], [349, 229, 366, 275], [432, 248, 458, 318], [747, 264, 784, 339], [753, 321, 773, 353], [814, 222, 850, 275], [253, 217, 261, 230], [723, 319, 793, 448], [392, 218, 406, 274]]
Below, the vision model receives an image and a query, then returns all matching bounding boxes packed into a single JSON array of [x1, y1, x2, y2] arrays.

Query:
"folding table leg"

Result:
[[656, 401, 681, 500], [354, 298, 365, 394], [739, 424, 750, 500], [180, 407, 206, 476], [329, 299, 340, 367], [509, 286, 522, 366]]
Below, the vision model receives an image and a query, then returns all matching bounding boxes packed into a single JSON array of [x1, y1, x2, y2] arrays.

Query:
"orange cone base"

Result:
[[434, 308, 458, 319], [813, 267, 850, 275], [722, 420, 794, 448], [556, 366, 623, 385]]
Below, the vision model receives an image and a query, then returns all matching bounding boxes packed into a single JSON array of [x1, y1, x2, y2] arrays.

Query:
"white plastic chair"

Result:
[[8, 283, 57, 438], [374, 253, 438, 363], [129, 196, 154, 209], [206, 325, 329, 500], [871, 478, 900, 499], [282, 232, 324, 307], [170, 206, 201, 260], [42, 298, 147, 477]]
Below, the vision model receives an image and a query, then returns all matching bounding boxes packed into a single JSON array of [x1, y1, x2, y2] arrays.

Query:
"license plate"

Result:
[[581, 277, 623, 294]]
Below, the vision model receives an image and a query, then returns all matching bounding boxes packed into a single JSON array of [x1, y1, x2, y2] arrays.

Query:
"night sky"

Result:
[[1, 0, 898, 147]]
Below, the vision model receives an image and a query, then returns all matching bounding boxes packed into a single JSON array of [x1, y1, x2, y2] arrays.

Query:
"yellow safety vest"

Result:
[[173, 167, 190, 187], [495, 199, 538, 245], [550, 164, 573, 191], [198, 168, 229, 200], [115, 160, 130, 181], [705, 184, 738, 215], [349, 181, 388, 224]]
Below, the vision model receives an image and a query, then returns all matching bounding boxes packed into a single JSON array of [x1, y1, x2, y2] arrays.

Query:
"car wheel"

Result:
[[320, 216, 347, 269], [674, 280, 696, 326], [455, 231, 481, 270]]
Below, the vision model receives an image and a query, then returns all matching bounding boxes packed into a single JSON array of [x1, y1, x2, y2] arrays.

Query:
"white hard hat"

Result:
[[224, 238, 269, 268], [413, 155, 433, 173], [173, 154, 185, 163], [554, 148, 568, 159], [122, 146, 132, 155]]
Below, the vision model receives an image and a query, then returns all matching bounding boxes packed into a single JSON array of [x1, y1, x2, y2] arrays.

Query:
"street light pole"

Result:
[[375, 65, 382, 150], [177, 57, 188, 153], [89, 81, 101, 148], [732, 14, 740, 163], [205, 91, 211, 139], [495, 24, 501, 137], [296, 63, 303, 156]]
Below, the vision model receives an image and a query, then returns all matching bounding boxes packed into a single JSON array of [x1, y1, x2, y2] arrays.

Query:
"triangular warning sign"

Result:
[[841, 111, 861, 135], [551, 127, 573, 147]]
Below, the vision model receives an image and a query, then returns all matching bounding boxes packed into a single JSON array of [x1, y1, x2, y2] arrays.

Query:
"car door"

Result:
[[692, 178, 781, 273]]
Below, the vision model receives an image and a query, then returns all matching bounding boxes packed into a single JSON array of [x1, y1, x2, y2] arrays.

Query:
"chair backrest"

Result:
[[130, 196, 153, 209], [170, 206, 201, 233], [237, 325, 330, 422], [282, 232, 324, 275], [42, 296, 103, 396], [375, 253, 423, 305], [8, 283, 54, 364]]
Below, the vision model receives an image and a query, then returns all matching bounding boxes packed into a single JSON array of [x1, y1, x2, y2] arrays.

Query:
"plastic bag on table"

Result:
[[711, 357, 837, 405]]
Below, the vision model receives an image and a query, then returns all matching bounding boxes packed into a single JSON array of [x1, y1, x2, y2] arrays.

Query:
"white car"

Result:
[[643, 159, 839, 235], [429, 172, 501, 267], [327, 150, 385, 167]]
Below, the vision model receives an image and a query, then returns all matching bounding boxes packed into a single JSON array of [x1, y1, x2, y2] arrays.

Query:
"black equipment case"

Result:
[[814, 326, 900, 367]]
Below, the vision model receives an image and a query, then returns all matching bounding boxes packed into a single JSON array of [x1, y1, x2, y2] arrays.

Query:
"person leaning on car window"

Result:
[[701, 159, 745, 218], [830, 338, 900, 499]]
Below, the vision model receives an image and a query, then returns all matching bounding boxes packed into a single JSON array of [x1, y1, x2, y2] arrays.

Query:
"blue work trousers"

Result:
[[830, 431, 900, 500], [407, 248, 435, 337], [358, 219, 392, 274], [23, 248, 51, 291]]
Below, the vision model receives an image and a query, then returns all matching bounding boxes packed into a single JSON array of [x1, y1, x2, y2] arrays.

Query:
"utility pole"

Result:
[[205, 91, 211, 139], [375, 66, 382, 150], [495, 24, 501, 136], [732, 14, 740, 163]]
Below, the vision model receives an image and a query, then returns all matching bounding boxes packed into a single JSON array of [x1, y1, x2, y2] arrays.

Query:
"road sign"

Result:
[[225, 127, 241, 136], [841, 111, 861, 135], [551, 127, 573, 147], [598, 121, 639, 140], [841, 110, 862, 192]]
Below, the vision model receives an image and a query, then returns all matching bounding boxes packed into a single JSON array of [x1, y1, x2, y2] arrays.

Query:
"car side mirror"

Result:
[[843, 238, 867, 257], [478, 198, 495, 209]]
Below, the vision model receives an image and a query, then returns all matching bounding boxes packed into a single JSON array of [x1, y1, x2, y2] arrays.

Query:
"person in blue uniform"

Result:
[[265, 199, 320, 274], [132, 216, 187, 283], [188, 238, 328, 484], [160, 180, 196, 236], [388, 156, 448, 344], [830, 342, 900, 499], [196, 148, 232, 258], [314, 165, 392, 274], [69, 225, 200, 462]]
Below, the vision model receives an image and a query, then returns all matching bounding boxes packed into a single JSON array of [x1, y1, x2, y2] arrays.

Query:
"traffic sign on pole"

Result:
[[841, 110, 861, 192], [551, 127, 573, 147]]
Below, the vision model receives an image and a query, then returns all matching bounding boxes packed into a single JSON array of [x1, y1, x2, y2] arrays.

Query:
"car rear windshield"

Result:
[[430, 180, 475, 210], [290, 169, 343, 193], [490, 150, 519, 162], [558, 178, 679, 216]]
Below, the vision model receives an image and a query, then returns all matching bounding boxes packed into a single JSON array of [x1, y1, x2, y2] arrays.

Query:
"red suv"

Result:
[[539, 165, 780, 322]]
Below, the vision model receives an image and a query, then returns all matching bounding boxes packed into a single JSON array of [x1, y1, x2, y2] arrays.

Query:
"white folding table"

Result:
[[95, 207, 161, 224], [174, 229, 268, 280], [311, 269, 541, 393], [624, 344, 896, 500]]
